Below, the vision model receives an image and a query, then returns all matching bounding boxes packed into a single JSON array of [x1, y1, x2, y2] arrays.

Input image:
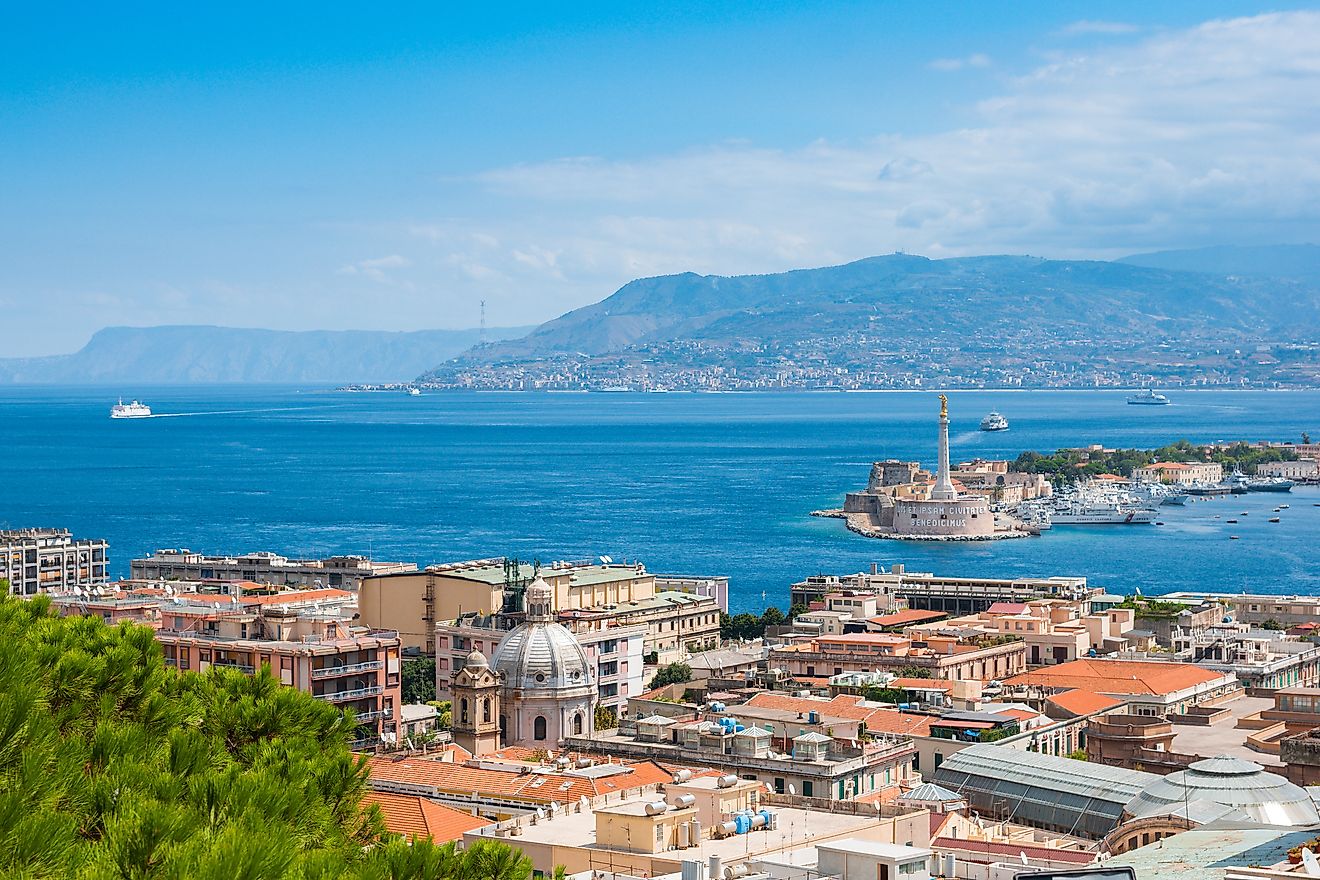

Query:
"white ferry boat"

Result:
[[1127, 389, 1170, 406], [110, 399, 151, 419], [406, 386, 421, 396], [979, 411, 1009, 431]]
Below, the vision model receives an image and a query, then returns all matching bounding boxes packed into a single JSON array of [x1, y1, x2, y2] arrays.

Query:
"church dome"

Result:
[[1124, 755, 1320, 827], [464, 650, 488, 671], [490, 577, 594, 692]]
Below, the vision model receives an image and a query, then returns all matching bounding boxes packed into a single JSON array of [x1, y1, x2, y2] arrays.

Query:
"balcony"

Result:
[[311, 660, 383, 679], [352, 709, 389, 723], [315, 685, 384, 703], [213, 661, 256, 674]]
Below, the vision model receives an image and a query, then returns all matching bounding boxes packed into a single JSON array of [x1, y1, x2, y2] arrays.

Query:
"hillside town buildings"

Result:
[[2, 528, 108, 596]]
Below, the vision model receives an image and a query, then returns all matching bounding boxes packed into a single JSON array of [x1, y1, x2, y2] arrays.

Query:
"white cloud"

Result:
[[337, 254, 413, 284], [928, 53, 993, 72], [1061, 20, 1140, 36], [404, 12, 1320, 322]]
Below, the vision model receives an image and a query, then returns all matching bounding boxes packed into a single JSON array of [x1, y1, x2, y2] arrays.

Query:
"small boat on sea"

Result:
[[979, 411, 1009, 432], [1269, 517, 1281, 523], [1230, 535, 1240, 540], [1227, 519, 1239, 523], [110, 399, 151, 419]]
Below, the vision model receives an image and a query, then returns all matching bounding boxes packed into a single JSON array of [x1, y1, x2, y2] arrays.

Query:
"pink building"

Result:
[[154, 592, 401, 749]]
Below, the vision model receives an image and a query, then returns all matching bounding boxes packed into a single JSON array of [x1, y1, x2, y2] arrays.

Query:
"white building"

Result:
[[1257, 459, 1318, 480], [3, 528, 109, 596]]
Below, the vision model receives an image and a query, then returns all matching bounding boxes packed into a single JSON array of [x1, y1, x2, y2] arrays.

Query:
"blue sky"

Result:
[[3, 1, 1318, 355]]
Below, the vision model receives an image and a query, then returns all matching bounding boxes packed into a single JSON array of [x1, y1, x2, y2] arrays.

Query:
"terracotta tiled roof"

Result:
[[241, 588, 355, 605], [1005, 659, 1227, 697], [869, 609, 947, 627], [367, 756, 674, 805], [1045, 688, 1125, 716], [362, 791, 490, 841], [985, 602, 1028, 615]]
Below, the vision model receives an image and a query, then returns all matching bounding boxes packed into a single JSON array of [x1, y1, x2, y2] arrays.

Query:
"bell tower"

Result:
[[452, 650, 501, 756]]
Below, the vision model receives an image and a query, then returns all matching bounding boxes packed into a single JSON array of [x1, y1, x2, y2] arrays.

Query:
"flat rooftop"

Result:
[[474, 798, 895, 861], [1167, 694, 1283, 766]]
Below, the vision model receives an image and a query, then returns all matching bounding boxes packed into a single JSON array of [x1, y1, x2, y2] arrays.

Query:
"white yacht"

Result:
[[1127, 389, 1170, 406], [979, 411, 1009, 431], [406, 386, 422, 396], [110, 399, 151, 419]]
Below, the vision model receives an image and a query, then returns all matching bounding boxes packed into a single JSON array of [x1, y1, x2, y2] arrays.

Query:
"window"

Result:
[[483, 698, 492, 723], [573, 713, 584, 735], [460, 698, 469, 725], [534, 716, 547, 741], [801, 780, 813, 797]]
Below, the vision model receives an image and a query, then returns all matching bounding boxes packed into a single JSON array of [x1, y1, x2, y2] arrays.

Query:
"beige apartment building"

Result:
[[360, 557, 690, 656], [1132, 461, 1224, 485], [154, 595, 402, 748], [131, 548, 415, 589], [2, 528, 109, 596], [769, 632, 1026, 683]]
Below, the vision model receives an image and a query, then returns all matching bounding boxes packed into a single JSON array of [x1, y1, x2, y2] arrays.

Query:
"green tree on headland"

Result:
[[1013, 439, 1298, 483], [0, 592, 537, 879]]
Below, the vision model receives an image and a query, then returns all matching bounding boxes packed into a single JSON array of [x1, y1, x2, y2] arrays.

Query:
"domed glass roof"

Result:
[[1124, 755, 1320, 827]]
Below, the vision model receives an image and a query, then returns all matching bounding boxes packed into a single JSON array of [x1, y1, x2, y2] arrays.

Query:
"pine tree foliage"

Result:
[[0, 594, 537, 880]]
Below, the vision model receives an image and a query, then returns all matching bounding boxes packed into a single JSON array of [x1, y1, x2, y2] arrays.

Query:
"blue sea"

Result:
[[2, 386, 1318, 613]]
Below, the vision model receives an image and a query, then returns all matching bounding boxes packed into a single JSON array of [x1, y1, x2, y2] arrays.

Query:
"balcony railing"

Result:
[[351, 709, 389, 722], [315, 685, 384, 703], [213, 661, 256, 674], [311, 660, 383, 679]]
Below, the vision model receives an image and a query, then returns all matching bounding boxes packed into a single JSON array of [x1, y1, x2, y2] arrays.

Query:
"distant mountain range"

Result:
[[1119, 244, 1320, 282], [0, 325, 530, 385], [419, 246, 1320, 390]]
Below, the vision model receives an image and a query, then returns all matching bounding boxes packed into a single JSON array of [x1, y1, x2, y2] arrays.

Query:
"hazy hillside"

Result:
[[449, 253, 1320, 363], [418, 252, 1320, 389], [0, 324, 531, 384], [1119, 244, 1320, 282]]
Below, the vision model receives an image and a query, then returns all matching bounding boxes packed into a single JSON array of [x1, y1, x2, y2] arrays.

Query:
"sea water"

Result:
[[1, 386, 1317, 612]]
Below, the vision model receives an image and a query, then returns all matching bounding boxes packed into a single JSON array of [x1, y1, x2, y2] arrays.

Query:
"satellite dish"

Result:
[[1302, 848, 1320, 877], [788, 784, 796, 796], [602, 555, 613, 564], [1020, 852, 1030, 866], [579, 795, 590, 809], [535, 808, 546, 819]]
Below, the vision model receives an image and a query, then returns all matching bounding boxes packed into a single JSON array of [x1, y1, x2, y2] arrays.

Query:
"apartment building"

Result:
[[360, 558, 659, 655], [790, 565, 1094, 616], [769, 631, 1027, 683], [573, 712, 917, 802], [2, 528, 109, 596], [132, 548, 415, 590], [154, 592, 402, 748], [655, 575, 730, 612], [1004, 658, 1239, 717], [560, 590, 722, 664]]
